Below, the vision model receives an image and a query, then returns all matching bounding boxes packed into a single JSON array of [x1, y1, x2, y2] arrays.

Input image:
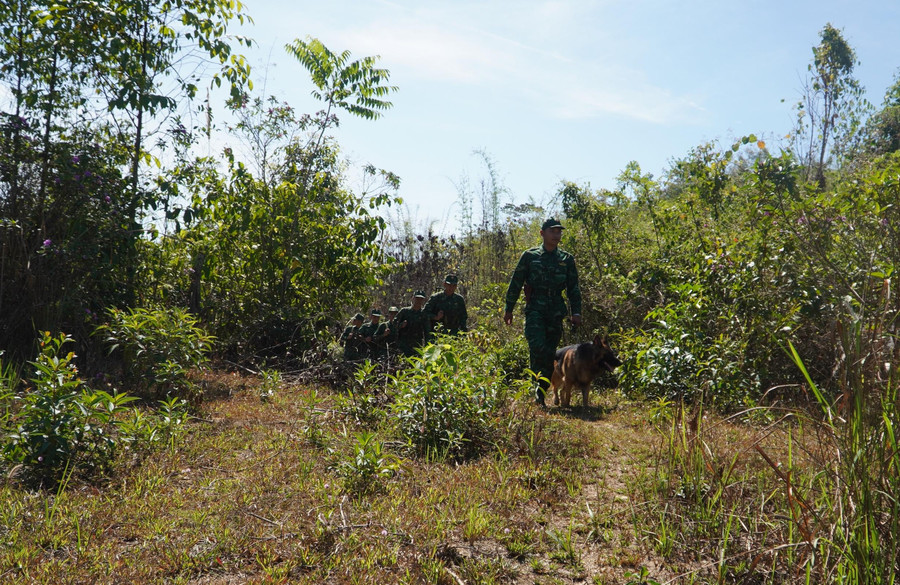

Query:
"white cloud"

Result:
[[547, 83, 705, 124], [314, 1, 705, 124], [334, 20, 517, 84]]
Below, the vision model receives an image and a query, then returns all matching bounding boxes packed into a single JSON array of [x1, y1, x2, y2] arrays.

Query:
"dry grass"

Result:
[[0, 372, 832, 584]]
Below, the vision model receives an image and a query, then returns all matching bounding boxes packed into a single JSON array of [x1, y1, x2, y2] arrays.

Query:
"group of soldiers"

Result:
[[340, 217, 585, 408], [340, 273, 468, 361]]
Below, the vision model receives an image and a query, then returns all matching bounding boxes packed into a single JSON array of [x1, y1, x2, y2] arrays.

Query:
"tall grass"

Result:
[[642, 279, 899, 583], [783, 279, 899, 583]]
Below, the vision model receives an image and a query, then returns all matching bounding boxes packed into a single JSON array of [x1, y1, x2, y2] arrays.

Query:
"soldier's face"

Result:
[[443, 283, 457, 295], [412, 297, 425, 310], [389, 311, 398, 320], [541, 227, 563, 249], [371, 316, 380, 324]]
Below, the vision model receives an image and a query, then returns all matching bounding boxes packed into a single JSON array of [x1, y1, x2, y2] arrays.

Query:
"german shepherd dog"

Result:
[[550, 335, 621, 408]]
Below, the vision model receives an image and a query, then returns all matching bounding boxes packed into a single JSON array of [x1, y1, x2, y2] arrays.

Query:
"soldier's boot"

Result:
[[534, 377, 549, 407]]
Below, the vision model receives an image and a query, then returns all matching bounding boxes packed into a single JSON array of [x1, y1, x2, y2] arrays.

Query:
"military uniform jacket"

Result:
[[358, 321, 386, 341], [424, 291, 468, 334], [394, 307, 430, 346], [340, 324, 364, 358], [504, 246, 582, 318], [358, 321, 388, 352]]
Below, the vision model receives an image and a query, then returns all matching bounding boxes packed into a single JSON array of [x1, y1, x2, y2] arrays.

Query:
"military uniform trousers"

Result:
[[525, 308, 563, 401]]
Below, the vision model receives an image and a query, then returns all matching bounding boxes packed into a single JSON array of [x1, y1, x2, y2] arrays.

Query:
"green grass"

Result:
[[1, 364, 895, 584], [0, 372, 629, 584]]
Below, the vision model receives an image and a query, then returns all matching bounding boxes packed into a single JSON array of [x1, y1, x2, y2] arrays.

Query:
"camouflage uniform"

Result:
[[505, 237, 582, 403], [358, 311, 388, 359], [340, 314, 366, 360], [395, 293, 431, 357], [424, 276, 468, 335], [383, 307, 400, 357]]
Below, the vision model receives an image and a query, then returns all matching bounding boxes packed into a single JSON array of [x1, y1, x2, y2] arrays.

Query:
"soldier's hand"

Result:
[[570, 314, 582, 327], [503, 311, 513, 326], [400, 321, 408, 329], [436, 310, 444, 321]]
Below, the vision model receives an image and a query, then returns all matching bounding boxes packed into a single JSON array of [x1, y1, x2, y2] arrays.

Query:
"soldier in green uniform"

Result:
[[359, 309, 389, 360], [424, 274, 468, 335], [503, 218, 582, 406], [339, 313, 366, 361], [394, 291, 431, 357], [382, 306, 400, 358]]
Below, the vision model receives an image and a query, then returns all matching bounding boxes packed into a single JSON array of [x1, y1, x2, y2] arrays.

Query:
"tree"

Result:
[[154, 41, 401, 361], [864, 70, 900, 155], [794, 23, 869, 188], [0, 0, 252, 359]]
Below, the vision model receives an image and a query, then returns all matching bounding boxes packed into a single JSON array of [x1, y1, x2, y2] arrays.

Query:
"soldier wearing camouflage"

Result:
[[424, 274, 468, 335], [340, 313, 366, 361], [383, 306, 400, 356], [358, 309, 388, 359], [394, 291, 431, 357], [504, 218, 582, 405]]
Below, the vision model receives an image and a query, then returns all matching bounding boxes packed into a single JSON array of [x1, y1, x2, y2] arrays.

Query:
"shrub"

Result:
[[334, 431, 401, 495], [389, 335, 511, 461], [3, 334, 123, 482], [95, 306, 214, 407], [2, 332, 191, 486], [617, 283, 762, 409]]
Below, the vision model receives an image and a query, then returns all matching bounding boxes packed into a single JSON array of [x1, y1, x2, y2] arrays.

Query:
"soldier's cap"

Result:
[[353, 313, 365, 321], [370, 309, 382, 317], [388, 306, 399, 313], [444, 274, 459, 285], [541, 218, 565, 230], [413, 290, 426, 298]]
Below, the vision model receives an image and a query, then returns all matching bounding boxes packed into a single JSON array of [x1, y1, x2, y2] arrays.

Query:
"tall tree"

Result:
[[794, 23, 869, 188], [0, 0, 252, 357]]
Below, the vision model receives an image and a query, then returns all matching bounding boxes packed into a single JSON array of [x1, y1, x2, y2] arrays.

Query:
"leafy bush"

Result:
[[389, 335, 511, 461], [334, 431, 401, 495], [1, 332, 188, 485], [618, 280, 762, 409], [95, 307, 214, 407]]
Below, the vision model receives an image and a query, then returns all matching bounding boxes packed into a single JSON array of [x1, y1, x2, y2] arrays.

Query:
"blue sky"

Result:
[[231, 0, 900, 233]]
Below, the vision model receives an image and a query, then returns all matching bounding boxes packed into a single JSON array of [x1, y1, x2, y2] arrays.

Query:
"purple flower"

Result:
[[71, 155, 80, 164], [104, 195, 111, 203], [42, 239, 52, 247]]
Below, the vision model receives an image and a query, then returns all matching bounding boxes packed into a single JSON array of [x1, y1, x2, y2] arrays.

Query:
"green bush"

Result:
[[334, 430, 401, 495], [2, 332, 190, 485], [389, 335, 511, 461], [95, 307, 214, 407], [617, 281, 762, 409]]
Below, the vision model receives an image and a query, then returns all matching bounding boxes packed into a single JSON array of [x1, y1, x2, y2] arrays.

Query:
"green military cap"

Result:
[[413, 290, 426, 298], [541, 218, 564, 230], [353, 313, 365, 321], [388, 306, 399, 313], [444, 274, 459, 285], [371, 309, 382, 317]]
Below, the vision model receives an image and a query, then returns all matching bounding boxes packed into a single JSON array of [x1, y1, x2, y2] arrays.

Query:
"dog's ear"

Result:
[[592, 334, 602, 347], [600, 336, 611, 348]]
